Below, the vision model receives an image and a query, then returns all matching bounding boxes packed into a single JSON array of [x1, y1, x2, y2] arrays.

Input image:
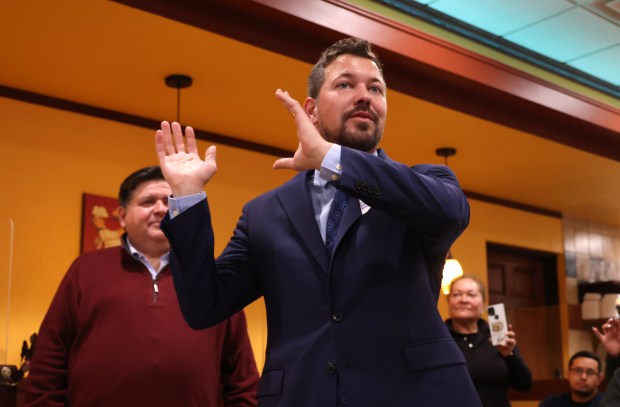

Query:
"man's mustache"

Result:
[[343, 107, 378, 122]]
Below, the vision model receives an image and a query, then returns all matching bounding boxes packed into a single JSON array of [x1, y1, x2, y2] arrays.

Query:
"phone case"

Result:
[[487, 303, 508, 346]]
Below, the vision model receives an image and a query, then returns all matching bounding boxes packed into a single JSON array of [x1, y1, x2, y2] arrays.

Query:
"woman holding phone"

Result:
[[445, 274, 532, 407]]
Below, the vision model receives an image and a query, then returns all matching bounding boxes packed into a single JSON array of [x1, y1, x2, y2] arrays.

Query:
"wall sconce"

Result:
[[441, 251, 464, 295]]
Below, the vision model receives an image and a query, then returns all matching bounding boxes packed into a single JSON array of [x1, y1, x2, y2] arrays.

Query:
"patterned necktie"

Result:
[[337, 382, 348, 406], [325, 190, 349, 255]]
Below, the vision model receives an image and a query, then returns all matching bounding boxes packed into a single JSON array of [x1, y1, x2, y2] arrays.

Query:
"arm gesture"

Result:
[[593, 317, 620, 357], [272, 89, 332, 171], [155, 121, 217, 197]]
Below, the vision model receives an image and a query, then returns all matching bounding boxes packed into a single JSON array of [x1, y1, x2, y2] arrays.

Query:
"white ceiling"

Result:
[[413, 0, 620, 87]]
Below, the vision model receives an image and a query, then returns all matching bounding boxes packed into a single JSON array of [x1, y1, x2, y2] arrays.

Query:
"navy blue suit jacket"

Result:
[[162, 147, 482, 406]]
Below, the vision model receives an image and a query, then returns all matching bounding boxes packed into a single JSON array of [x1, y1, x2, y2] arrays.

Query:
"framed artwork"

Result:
[[81, 193, 125, 253]]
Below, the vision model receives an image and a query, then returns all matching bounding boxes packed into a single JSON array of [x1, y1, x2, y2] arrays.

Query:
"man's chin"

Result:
[[150, 230, 167, 241], [573, 388, 596, 398], [341, 132, 381, 152]]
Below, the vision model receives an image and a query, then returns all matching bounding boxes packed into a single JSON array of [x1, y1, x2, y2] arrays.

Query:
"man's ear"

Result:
[[304, 97, 318, 125], [118, 206, 127, 228]]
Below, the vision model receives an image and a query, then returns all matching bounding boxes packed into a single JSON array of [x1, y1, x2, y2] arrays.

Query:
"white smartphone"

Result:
[[487, 303, 508, 346]]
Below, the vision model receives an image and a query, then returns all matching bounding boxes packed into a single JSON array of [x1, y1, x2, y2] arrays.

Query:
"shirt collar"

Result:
[[313, 169, 329, 189], [124, 236, 170, 266]]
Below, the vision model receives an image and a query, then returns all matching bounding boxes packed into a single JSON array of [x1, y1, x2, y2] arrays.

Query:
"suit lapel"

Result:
[[331, 149, 389, 255], [333, 195, 362, 254], [276, 171, 330, 274]]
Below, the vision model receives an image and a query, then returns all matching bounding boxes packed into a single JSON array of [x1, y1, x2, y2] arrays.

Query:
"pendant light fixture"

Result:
[[165, 74, 193, 124]]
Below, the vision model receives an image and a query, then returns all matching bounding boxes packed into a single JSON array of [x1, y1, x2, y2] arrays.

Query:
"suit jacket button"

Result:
[[332, 313, 343, 322], [327, 362, 337, 375]]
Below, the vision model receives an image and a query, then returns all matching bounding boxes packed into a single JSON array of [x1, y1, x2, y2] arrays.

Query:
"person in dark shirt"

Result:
[[539, 351, 604, 407], [446, 274, 532, 407]]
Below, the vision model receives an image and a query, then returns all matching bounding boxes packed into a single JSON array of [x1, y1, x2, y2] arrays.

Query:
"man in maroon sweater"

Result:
[[25, 166, 259, 407]]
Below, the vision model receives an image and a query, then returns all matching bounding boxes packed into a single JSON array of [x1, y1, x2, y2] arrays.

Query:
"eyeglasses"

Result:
[[569, 367, 599, 377]]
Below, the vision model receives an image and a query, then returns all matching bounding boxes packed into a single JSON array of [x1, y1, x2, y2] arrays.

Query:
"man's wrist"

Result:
[[171, 184, 205, 197], [316, 142, 333, 168], [168, 191, 206, 218], [318, 144, 342, 182]]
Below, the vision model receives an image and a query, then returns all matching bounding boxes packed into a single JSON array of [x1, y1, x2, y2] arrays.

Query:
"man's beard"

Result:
[[573, 388, 596, 399], [320, 109, 383, 153]]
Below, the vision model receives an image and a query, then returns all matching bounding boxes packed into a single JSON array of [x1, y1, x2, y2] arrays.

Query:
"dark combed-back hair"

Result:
[[308, 37, 384, 99], [569, 350, 601, 373], [118, 166, 165, 208]]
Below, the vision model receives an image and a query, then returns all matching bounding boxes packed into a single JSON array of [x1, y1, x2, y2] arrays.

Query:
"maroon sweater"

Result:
[[25, 246, 259, 407]]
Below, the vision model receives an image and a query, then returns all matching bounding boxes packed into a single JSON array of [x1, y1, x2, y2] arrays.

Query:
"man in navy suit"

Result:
[[156, 38, 481, 406]]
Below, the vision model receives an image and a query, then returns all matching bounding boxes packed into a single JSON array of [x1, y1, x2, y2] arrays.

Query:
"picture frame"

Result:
[[81, 193, 124, 253]]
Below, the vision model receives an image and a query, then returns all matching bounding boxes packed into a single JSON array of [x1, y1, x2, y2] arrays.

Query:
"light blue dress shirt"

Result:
[[125, 236, 169, 279]]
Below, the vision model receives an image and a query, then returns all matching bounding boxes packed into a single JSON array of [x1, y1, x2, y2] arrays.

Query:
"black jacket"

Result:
[[446, 318, 532, 407]]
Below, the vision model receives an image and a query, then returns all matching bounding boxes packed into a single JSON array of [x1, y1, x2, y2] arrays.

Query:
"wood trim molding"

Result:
[[373, 0, 620, 99], [464, 190, 562, 219]]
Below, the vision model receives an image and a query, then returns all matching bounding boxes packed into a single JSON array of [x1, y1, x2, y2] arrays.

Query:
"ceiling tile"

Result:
[[505, 7, 620, 61], [419, 0, 573, 36], [411, 0, 620, 89], [569, 44, 620, 86]]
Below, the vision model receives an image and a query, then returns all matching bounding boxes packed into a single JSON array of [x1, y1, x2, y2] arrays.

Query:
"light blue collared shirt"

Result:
[[311, 144, 342, 243], [125, 236, 170, 280]]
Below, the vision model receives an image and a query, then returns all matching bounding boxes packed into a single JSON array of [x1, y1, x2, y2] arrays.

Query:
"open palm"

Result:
[[155, 121, 217, 197], [593, 317, 620, 357], [273, 89, 331, 171]]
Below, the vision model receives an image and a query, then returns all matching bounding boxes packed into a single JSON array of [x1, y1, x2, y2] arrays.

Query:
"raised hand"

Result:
[[273, 89, 333, 171], [593, 317, 620, 357], [155, 121, 217, 197]]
